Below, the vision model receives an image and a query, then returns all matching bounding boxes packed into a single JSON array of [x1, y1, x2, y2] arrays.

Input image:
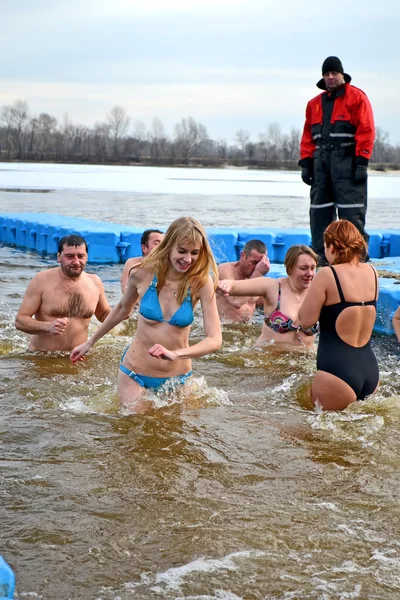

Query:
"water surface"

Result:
[[1, 164, 400, 599]]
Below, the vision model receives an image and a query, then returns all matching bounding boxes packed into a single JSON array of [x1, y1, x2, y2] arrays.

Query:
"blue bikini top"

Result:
[[139, 274, 194, 327]]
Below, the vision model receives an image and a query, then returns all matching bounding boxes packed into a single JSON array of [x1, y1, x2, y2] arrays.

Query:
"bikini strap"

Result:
[[276, 281, 282, 310], [329, 266, 345, 302], [370, 264, 378, 300], [150, 274, 158, 288]]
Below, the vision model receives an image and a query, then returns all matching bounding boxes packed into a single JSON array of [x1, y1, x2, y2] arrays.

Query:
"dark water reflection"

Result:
[[1, 221, 400, 596]]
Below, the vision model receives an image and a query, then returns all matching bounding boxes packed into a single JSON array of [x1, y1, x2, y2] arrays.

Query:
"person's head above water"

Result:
[[324, 219, 368, 264], [139, 217, 218, 302], [284, 245, 318, 275], [239, 239, 267, 278], [57, 235, 88, 279], [140, 229, 164, 256], [284, 245, 318, 290]]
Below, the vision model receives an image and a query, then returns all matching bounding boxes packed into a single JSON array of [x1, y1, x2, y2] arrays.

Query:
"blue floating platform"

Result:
[[0, 555, 15, 599], [1, 212, 399, 334], [3, 213, 400, 265]]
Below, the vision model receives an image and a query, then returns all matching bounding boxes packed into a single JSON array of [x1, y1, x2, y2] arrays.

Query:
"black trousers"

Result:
[[310, 149, 368, 262]]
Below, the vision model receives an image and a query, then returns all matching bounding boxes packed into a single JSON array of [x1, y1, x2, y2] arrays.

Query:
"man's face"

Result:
[[57, 244, 88, 278], [323, 71, 345, 92], [240, 249, 266, 278], [142, 232, 164, 256]]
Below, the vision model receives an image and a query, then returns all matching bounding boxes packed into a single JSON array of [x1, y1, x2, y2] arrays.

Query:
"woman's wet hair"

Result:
[[284, 244, 318, 275], [136, 217, 218, 304], [324, 219, 368, 263]]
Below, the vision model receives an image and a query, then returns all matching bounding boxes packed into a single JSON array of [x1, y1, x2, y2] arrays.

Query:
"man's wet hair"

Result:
[[58, 235, 88, 253], [141, 229, 164, 247], [243, 239, 267, 256]]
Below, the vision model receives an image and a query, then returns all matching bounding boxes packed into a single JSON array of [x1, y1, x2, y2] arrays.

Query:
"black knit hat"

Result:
[[322, 56, 344, 75], [317, 56, 351, 90]]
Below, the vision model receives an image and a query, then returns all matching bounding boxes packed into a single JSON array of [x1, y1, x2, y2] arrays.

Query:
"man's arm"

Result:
[[354, 90, 375, 161], [300, 101, 316, 160], [93, 276, 111, 323], [15, 274, 68, 335]]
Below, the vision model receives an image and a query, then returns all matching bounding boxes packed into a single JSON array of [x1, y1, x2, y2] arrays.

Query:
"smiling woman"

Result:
[[217, 244, 319, 347], [70, 217, 222, 413]]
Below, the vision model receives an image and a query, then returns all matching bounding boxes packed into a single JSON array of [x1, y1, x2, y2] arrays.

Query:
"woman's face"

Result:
[[290, 254, 317, 288], [169, 240, 201, 274]]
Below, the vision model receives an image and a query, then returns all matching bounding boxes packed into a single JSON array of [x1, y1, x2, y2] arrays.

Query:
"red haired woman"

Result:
[[299, 220, 379, 411]]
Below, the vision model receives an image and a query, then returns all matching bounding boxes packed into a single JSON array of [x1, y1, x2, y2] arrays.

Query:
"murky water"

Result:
[[1, 167, 400, 599]]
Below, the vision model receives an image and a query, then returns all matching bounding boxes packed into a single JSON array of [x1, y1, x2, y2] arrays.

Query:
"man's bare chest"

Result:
[[42, 283, 97, 320]]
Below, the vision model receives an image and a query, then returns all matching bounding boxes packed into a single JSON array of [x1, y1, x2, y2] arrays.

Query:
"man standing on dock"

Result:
[[299, 56, 375, 264], [15, 235, 111, 352]]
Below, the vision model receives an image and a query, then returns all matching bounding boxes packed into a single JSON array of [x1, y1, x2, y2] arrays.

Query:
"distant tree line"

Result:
[[0, 100, 399, 169]]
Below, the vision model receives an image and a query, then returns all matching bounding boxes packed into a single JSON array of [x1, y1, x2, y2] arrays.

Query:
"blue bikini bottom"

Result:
[[119, 347, 192, 390]]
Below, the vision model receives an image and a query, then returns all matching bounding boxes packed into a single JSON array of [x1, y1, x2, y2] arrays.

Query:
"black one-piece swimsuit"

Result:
[[317, 266, 379, 400]]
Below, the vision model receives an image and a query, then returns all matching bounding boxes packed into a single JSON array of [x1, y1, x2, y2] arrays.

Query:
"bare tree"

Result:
[[36, 113, 57, 159], [148, 117, 168, 162], [107, 105, 130, 157], [372, 127, 390, 163], [124, 120, 147, 161], [1, 105, 15, 158], [10, 100, 29, 159], [267, 122, 282, 163], [235, 129, 250, 157], [174, 117, 208, 163], [258, 132, 270, 164], [27, 117, 38, 155], [92, 121, 110, 161], [287, 127, 300, 163], [217, 138, 228, 160]]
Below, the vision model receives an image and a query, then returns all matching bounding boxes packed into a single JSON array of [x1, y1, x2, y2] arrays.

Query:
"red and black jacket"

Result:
[[300, 83, 375, 162]]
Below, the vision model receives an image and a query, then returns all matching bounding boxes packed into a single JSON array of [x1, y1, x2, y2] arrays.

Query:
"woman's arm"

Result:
[[149, 276, 222, 360], [298, 269, 328, 329], [70, 273, 140, 362], [217, 275, 274, 300]]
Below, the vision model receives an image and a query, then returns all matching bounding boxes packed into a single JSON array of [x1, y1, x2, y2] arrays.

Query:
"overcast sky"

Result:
[[1, 0, 399, 144]]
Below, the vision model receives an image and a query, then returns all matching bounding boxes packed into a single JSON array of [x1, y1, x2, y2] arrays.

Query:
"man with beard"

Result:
[[15, 235, 111, 352]]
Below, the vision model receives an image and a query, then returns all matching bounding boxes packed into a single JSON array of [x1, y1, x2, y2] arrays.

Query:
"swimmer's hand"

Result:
[[148, 344, 178, 361], [70, 340, 92, 363], [216, 280, 232, 296], [253, 255, 271, 277], [49, 317, 69, 335]]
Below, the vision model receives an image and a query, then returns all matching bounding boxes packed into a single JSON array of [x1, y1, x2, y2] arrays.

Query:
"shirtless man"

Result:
[[15, 235, 111, 352], [217, 239, 270, 323], [120, 229, 164, 293]]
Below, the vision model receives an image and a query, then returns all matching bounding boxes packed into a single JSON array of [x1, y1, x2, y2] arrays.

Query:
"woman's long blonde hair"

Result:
[[134, 217, 218, 304]]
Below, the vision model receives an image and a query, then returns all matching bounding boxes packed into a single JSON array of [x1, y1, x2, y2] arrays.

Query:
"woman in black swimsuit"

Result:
[[298, 220, 379, 411]]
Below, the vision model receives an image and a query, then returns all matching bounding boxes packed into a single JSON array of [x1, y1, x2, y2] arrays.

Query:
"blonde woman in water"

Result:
[[70, 217, 222, 412]]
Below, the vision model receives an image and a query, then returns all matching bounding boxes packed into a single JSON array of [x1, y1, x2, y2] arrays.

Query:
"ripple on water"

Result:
[[1, 240, 400, 598]]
